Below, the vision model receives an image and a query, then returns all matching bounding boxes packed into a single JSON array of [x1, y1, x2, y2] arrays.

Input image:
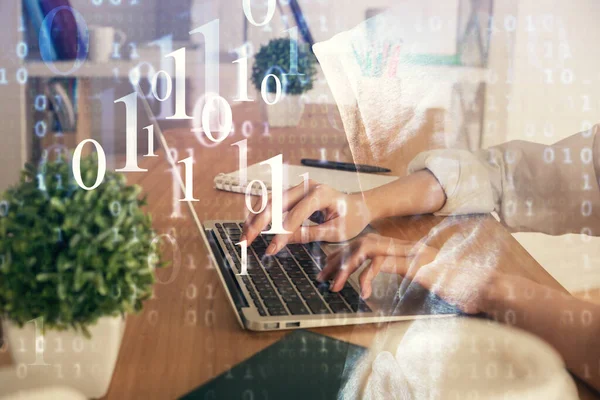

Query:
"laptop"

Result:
[[138, 89, 457, 331]]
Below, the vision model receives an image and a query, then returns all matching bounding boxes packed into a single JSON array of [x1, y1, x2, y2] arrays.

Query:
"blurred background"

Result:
[[1, 0, 599, 294]]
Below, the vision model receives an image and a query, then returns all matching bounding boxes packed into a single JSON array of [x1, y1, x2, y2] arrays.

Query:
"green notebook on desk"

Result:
[[180, 330, 367, 400]]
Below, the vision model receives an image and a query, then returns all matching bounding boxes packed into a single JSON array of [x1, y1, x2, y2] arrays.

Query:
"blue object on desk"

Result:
[[179, 330, 366, 400]]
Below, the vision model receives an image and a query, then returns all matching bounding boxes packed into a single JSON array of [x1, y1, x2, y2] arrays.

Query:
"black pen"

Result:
[[301, 159, 391, 173]]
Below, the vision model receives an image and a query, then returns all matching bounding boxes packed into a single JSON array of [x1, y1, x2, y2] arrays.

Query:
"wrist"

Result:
[[362, 170, 446, 221], [361, 189, 385, 222], [478, 271, 511, 315]]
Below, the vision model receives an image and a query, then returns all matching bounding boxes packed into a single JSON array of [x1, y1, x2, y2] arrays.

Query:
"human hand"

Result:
[[317, 233, 497, 314], [241, 180, 372, 255]]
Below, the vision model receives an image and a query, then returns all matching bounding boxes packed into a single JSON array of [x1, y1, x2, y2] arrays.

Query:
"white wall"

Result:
[[481, 0, 519, 148], [500, 0, 600, 293], [70, 0, 193, 42], [507, 0, 600, 144], [0, 2, 27, 192]]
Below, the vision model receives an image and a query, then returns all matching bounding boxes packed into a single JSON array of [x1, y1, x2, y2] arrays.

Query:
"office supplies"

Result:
[[39, 0, 80, 61], [275, 0, 315, 51], [180, 330, 366, 400], [88, 26, 127, 63], [301, 158, 391, 173], [214, 163, 398, 196], [23, 0, 58, 62], [47, 78, 77, 132], [138, 86, 456, 332]]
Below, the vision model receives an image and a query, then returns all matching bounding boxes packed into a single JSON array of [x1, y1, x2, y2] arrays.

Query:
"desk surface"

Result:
[[1, 103, 599, 399]]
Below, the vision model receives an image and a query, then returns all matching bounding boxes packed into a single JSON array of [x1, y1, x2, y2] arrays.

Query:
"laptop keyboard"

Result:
[[215, 223, 372, 318]]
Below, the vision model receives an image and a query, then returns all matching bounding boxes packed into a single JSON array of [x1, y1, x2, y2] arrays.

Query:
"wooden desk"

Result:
[[1, 103, 599, 399]]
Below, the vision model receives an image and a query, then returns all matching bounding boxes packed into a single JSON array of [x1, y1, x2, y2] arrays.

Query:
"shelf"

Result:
[[25, 58, 155, 78], [24, 46, 208, 78]]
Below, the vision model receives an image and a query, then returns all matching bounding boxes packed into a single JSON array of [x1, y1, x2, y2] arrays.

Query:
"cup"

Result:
[[88, 26, 127, 63]]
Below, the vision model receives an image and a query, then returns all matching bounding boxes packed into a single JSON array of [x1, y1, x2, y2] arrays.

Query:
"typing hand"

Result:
[[241, 180, 371, 255], [317, 233, 496, 314]]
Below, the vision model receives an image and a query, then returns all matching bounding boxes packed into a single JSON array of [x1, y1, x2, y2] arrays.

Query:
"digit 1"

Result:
[[232, 44, 253, 102], [186, 148, 195, 162], [144, 125, 158, 156], [299, 172, 310, 242], [583, 174, 592, 191], [28, 317, 48, 366], [0, 69, 7, 85], [232, 139, 247, 188], [261, 154, 291, 234], [236, 240, 248, 275], [93, 88, 116, 169], [178, 156, 199, 201], [190, 19, 220, 97], [115, 92, 148, 172], [36, 173, 46, 191], [112, 42, 121, 59], [320, 15, 328, 32], [284, 26, 302, 76], [53, 95, 62, 111], [579, 95, 590, 112], [168, 165, 183, 218], [18, 14, 25, 32], [150, 34, 174, 119], [55, 174, 62, 189], [54, 148, 63, 162], [129, 43, 139, 59], [187, 254, 196, 270], [165, 48, 192, 120], [300, 172, 309, 195], [113, 67, 120, 83], [262, 122, 270, 137], [525, 200, 533, 217]]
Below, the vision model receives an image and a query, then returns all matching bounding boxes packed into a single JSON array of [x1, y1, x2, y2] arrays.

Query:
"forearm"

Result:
[[480, 129, 600, 234], [362, 169, 446, 221], [483, 273, 600, 390]]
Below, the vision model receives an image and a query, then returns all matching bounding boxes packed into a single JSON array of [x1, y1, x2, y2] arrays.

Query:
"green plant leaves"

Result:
[[50, 197, 65, 213], [251, 38, 317, 95], [0, 155, 162, 334]]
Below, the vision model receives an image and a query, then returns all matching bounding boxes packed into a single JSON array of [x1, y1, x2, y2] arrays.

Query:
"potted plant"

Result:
[[0, 156, 162, 398], [251, 37, 317, 127]]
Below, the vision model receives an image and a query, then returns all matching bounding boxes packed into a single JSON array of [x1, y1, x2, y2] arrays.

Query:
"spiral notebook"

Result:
[[214, 163, 398, 195]]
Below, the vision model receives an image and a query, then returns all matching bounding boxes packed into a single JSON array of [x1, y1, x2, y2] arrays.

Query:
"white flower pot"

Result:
[[3, 316, 125, 399], [262, 95, 305, 128]]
